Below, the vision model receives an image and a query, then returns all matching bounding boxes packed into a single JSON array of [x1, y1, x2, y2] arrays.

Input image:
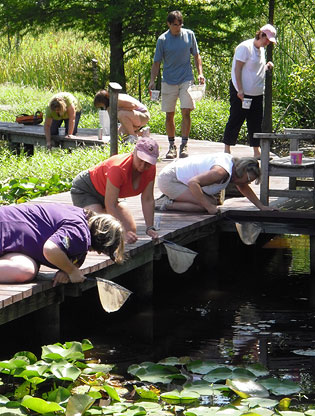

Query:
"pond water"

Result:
[[63, 233, 315, 396], [2, 233, 315, 396]]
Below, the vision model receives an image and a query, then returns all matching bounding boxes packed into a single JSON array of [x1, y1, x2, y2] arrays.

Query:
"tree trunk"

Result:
[[109, 18, 126, 91], [262, 0, 275, 132]]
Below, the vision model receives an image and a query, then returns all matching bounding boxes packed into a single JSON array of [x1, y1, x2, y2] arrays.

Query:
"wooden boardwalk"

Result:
[[0, 134, 314, 337]]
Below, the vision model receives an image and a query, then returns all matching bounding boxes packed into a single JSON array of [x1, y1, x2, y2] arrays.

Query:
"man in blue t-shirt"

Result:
[[149, 10, 205, 159]]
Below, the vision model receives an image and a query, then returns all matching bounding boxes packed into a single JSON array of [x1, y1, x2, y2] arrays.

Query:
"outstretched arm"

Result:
[[141, 180, 159, 239], [66, 103, 76, 136], [44, 117, 53, 148], [236, 183, 275, 211]]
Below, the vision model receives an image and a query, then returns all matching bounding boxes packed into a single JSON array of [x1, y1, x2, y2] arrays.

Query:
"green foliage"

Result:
[[0, 340, 313, 416]]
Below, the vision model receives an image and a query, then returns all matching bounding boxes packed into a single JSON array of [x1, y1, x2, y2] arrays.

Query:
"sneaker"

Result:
[[155, 194, 173, 211], [125, 134, 138, 144], [166, 144, 177, 159], [179, 143, 188, 158]]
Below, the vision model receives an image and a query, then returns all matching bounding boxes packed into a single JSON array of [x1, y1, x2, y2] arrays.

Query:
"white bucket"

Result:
[[188, 84, 206, 102], [99, 110, 110, 135]]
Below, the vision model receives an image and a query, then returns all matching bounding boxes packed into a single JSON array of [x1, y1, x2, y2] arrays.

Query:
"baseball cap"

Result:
[[135, 137, 159, 165], [260, 24, 277, 43]]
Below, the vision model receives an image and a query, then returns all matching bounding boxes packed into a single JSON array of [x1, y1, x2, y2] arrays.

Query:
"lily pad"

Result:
[[161, 389, 200, 405], [260, 378, 301, 396], [184, 380, 228, 395], [226, 378, 269, 398], [184, 406, 220, 416], [241, 397, 278, 408], [187, 360, 225, 375], [203, 368, 233, 382]]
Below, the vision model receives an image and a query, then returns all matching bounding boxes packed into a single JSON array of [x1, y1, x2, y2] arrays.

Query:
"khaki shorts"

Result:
[[158, 162, 223, 205], [161, 81, 195, 113], [158, 163, 188, 199]]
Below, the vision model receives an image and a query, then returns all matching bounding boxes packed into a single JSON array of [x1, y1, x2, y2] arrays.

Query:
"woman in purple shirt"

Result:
[[0, 203, 124, 284]]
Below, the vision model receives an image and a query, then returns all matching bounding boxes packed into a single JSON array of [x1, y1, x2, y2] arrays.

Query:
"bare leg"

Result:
[[181, 108, 192, 137], [118, 110, 140, 136], [165, 188, 217, 212], [253, 146, 261, 158], [166, 112, 176, 137], [0, 253, 38, 283], [224, 144, 231, 153]]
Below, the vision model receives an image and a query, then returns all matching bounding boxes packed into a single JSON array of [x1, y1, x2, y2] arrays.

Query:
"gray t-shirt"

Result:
[[154, 28, 199, 85]]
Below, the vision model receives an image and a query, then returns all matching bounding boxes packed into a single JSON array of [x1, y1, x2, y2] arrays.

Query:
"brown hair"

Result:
[[167, 10, 183, 24], [49, 97, 67, 115], [94, 89, 110, 109]]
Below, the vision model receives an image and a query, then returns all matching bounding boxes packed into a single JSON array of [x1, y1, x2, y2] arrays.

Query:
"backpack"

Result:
[[16, 111, 43, 125]]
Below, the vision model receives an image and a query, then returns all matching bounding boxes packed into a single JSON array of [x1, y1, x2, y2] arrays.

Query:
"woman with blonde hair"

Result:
[[44, 92, 82, 148], [0, 203, 124, 285], [156, 153, 273, 214]]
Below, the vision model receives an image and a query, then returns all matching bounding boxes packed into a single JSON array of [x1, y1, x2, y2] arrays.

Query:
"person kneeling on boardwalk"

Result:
[[94, 89, 150, 143], [44, 92, 82, 149], [70, 137, 160, 244], [156, 153, 273, 214], [0, 203, 124, 285]]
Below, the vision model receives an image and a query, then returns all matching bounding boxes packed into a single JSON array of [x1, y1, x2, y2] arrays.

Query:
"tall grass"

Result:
[[0, 30, 110, 94]]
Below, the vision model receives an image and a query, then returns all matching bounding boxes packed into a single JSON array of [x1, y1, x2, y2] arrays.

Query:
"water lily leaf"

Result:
[[232, 369, 256, 380], [260, 378, 301, 396], [44, 386, 71, 404], [13, 352, 37, 365], [226, 378, 269, 398], [0, 406, 27, 416], [241, 397, 278, 408], [83, 363, 114, 374], [185, 407, 221, 416], [134, 386, 159, 401], [21, 395, 63, 414], [244, 364, 269, 377], [187, 360, 225, 374], [135, 401, 162, 410], [103, 384, 120, 401], [0, 395, 9, 404], [134, 364, 185, 384], [293, 349, 315, 356], [41, 341, 85, 361], [203, 367, 233, 382], [0, 358, 29, 371], [81, 339, 94, 352], [305, 411, 315, 416], [50, 362, 81, 381], [277, 412, 305, 416], [215, 407, 242, 416], [184, 380, 228, 395], [161, 389, 200, 405], [158, 357, 191, 366], [14, 381, 30, 399], [66, 394, 95, 416], [122, 405, 146, 416], [127, 362, 156, 376], [279, 398, 291, 410]]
